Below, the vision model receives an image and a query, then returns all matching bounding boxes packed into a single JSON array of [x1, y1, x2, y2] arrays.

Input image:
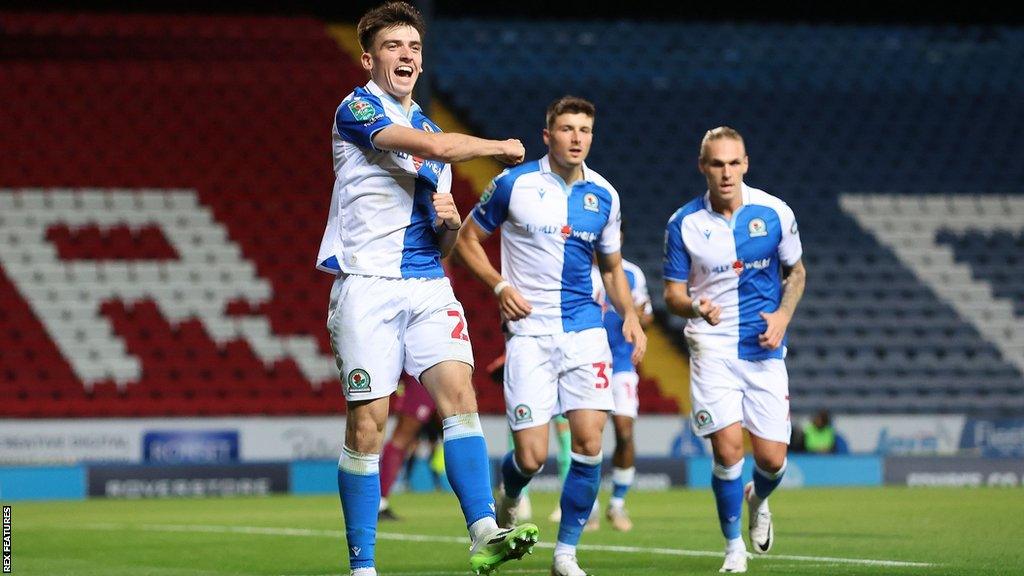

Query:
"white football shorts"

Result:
[[327, 273, 474, 401], [503, 327, 614, 431], [689, 356, 791, 444], [611, 370, 640, 419]]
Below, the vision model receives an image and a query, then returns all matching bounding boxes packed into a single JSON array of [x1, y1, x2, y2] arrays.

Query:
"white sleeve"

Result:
[[436, 165, 452, 195], [632, 268, 653, 315], [598, 188, 622, 255], [777, 202, 802, 266]]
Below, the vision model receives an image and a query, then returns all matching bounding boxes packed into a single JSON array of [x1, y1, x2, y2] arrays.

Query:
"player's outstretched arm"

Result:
[[664, 281, 721, 325], [597, 251, 647, 364], [758, 258, 806, 350], [372, 125, 525, 165], [453, 218, 533, 320]]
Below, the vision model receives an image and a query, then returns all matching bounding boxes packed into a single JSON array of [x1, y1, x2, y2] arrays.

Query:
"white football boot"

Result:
[[551, 554, 588, 576], [744, 481, 774, 554]]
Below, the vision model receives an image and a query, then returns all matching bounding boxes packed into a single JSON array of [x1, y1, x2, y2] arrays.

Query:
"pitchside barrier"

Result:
[[5, 456, 1024, 501]]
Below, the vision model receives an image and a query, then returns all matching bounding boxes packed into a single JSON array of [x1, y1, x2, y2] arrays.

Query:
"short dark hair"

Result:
[[545, 95, 596, 128], [357, 1, 426, 52]]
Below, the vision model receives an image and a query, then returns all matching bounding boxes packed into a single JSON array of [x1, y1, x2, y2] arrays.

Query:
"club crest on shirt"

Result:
[[513, 404, 533, 424], [748, 218, 768, 237], [347, 99, 375, 122], [695, 409, 714, 429], [347, 369, 371, 394], [583, 193, 599, 212]]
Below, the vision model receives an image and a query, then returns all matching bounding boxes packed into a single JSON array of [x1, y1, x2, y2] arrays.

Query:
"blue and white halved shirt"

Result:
[[316, 80, 451, 279], [470, 155, 622, 336], [664, 183, 802, 361], [591, 258, 653, 373]]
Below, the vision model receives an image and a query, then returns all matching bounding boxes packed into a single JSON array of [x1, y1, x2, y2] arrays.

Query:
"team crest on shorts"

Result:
[[513, 404, 533, 424], [583, 193, 599, 212], [347, 369, 371, 394], [347, 99, 375, 122], [694, 409, 714, 429], [748, 218, 768, 237]]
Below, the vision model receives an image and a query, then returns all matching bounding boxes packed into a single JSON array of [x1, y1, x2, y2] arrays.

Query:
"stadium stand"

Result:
[[0, 12, 680, 418], [428, 20, 1024, 415]]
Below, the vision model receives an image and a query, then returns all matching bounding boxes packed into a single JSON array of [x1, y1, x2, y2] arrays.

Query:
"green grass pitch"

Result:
[[5, 487, 1023, 575]]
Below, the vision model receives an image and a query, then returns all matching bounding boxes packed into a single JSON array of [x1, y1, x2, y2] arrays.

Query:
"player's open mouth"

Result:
[[395, 65, 414, 77]]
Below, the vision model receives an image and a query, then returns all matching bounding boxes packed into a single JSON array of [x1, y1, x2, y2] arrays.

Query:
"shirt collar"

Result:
[[365, 80, 421, 118], [539, 154, 592, 186], [703, 182, 751, 213]]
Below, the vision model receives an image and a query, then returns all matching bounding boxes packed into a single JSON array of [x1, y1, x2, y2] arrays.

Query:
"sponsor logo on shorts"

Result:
[[347, 369, 371, 394], [347, 99, 376, 122], [513, 404, 533, 424], [695, 409, 714, 429], [748, 217, 767, 237], [583, 193, 599, 212]]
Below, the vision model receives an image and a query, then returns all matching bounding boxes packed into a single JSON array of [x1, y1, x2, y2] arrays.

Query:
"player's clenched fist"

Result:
[[432, 192, 461, 230], [495, 139, 526, 165]]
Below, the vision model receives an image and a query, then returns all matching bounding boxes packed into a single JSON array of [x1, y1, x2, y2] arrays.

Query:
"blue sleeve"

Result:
[[335, 94, 393, 150], [663, 216, 690, 282], [469, 171, 514, 233]]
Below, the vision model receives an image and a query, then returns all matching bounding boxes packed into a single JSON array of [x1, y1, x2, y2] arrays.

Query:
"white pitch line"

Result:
[[83, 523, 935, 568]]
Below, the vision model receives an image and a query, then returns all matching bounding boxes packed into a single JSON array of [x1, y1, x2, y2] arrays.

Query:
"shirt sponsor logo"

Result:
[[748, 218, 768, 237], [565, 225, 597, 242], [347, 99, 376, 122], [525, 223, 597, 243], [744, 258, 771, 271], [706, 258, 772, 276]]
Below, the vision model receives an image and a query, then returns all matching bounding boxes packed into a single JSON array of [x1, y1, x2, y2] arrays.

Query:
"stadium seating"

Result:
[[3, 14, 1021, 417], [0, 12, 679, 417], [428, 20, 1024, 415]]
